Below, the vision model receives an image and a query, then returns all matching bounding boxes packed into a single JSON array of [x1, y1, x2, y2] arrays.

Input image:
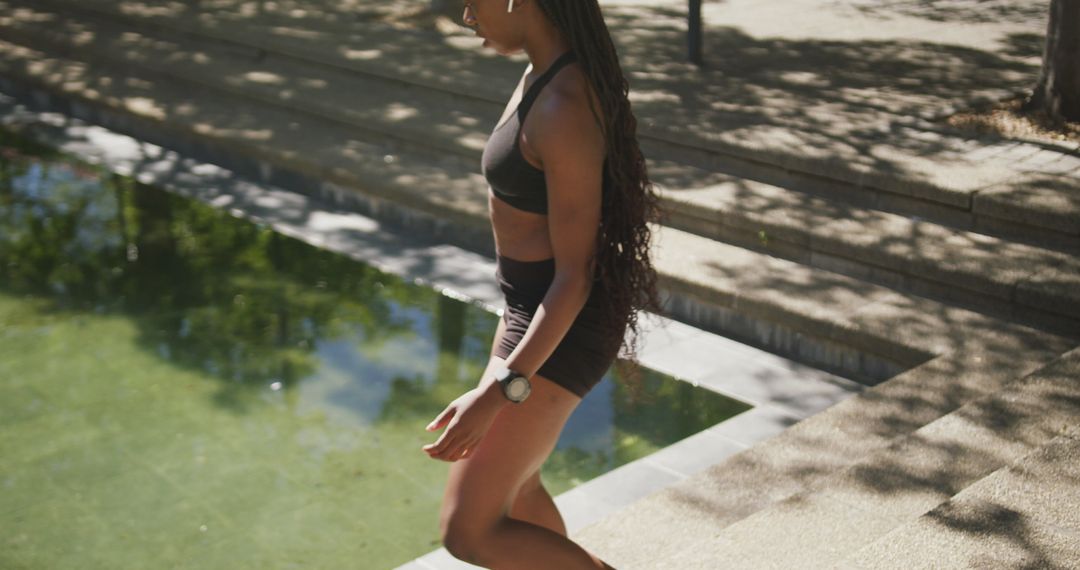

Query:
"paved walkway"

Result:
[[366, 0, 1076, 175]]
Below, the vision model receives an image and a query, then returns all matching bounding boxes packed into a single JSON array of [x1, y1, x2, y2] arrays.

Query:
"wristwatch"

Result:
[[494, 366, 531, 404]]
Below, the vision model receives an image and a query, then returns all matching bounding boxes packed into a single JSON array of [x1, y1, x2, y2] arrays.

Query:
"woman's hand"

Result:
[[422, 384, 507, 462]]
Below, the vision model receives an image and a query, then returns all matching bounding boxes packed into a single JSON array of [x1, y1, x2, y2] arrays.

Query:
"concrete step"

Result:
[[6, 25, 1075, 390], [839, 430, 1080, 569], [614, 347, 1080, 569], [0, 34, 501, 248], [8, 0, 1080, 256], [1, 0, 1078, 337], [0, 0, 500, 162]]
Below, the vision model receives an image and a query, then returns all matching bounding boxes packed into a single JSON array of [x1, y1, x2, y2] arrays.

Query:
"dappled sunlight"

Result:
[[263, 24, 327, 40], [837, 0, 1049, 25], [241, 70, 287, 85], [10, 0, 1048, 198], [123, 96, 168, 120], [340, 47, 383, 60], [114, 0, 188, 18]]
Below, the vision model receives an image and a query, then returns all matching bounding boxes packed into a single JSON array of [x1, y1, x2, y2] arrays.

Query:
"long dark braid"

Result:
[[535, 0, 667, 395]]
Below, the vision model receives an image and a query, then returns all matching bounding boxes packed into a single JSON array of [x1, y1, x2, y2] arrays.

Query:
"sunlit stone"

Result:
[[385, 103, 418, 121], [244, 71, 285, 85], [341, 48, 381, 61]]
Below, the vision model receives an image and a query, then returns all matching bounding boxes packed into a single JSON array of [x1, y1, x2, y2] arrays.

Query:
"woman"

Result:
[[421, 0, 665, 568]]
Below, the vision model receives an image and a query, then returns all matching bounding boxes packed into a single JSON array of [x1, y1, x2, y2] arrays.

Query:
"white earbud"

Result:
[[507, 0, 514, 13]]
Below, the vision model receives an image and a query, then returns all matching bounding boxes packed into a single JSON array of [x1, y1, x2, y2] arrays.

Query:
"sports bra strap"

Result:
[[519, 51, 577, 111]]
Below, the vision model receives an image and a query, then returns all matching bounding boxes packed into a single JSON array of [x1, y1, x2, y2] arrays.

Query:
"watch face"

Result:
[[507, 377, 528, 400], [507, 377, 529, 401]]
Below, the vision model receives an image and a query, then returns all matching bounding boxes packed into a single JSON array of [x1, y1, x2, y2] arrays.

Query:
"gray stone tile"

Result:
[[412, 548, 481, 570], [1037, 154, 1080, 175], [559, 460, 684, 514], [1018, 148, 1074, 168], [635, 312, 706, 355], [995, 142, 1046, 163], [973, 174, 1080, 235], [640, 426, 748, 479], [694, 356, 862, 416], [961, 141, 1019, 162], [391, 559, 440, 570], [637, 332, 770, 384], [1017, 261, 1080, 320], [705, 405, 804, 447], [553, 485, 622, 534]]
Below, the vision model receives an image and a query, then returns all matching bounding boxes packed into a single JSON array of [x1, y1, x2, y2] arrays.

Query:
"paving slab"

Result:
[[660, 492, 905, 570], [842, 433, 1080, 570], [974, 173, 1080, 236], [1017, 261, 1080, 322], [960, 437, 1080, 535], [842, 496, 1080, 570]]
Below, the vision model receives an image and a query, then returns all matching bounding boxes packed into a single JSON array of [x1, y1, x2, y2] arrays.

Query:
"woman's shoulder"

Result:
[[523, 65, 607, 171], [534, 62, 605, 134]]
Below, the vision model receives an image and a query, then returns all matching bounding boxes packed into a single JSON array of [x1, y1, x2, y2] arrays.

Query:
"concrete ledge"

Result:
[[974, 173, 1080, 236]]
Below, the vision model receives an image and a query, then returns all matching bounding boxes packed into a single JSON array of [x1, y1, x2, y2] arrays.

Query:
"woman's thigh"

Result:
[[438, 353, 581, 540]]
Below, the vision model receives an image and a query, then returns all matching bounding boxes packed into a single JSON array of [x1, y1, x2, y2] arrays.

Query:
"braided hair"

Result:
[[534, 0, 668, 393]]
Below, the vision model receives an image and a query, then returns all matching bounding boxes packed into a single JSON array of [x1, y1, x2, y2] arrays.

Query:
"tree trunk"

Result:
[[688, 0, 703, 65], [1028, 0, 1080, 122]]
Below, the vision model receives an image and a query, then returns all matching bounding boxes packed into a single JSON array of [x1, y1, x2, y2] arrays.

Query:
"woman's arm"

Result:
[[422, 77, 605, 461], [494, 74, 607, 384]]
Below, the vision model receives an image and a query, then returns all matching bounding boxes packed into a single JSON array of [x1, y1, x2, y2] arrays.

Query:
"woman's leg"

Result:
[[508, 469, 567, 537], [486, 315, 568, 537], [437, 358, 614, 569]]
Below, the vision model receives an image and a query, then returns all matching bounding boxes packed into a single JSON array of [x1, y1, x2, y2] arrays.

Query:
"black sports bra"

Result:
[[480, 50, 578, 215]]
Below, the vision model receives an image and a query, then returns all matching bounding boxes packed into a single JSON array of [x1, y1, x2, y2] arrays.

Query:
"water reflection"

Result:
[[0, 127, 750, 567]]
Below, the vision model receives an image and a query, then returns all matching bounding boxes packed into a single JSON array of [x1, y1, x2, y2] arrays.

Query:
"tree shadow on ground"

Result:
[[5, 0, 1056, 221], [643, 345, 1080, 564], [839, 0, 1049, 25]]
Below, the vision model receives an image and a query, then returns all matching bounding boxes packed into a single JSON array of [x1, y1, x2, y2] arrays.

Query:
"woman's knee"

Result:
[[440, 511, 498, 565]]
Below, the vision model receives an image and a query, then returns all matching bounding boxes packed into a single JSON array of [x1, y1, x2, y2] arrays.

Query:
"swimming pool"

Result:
[[0, 127, 751, 569]]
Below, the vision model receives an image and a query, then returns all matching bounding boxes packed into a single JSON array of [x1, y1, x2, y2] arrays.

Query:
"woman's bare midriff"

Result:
[[488, 189, 554, 262]]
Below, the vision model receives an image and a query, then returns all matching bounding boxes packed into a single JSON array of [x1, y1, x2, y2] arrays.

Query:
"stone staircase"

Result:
[[843, 423, 1080, 569], [623, 347, 1080, 569], [0, 1, 1077, 568]]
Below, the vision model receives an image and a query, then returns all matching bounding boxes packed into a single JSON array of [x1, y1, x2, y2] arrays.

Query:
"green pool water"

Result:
[[0, 127, 751, 569]]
